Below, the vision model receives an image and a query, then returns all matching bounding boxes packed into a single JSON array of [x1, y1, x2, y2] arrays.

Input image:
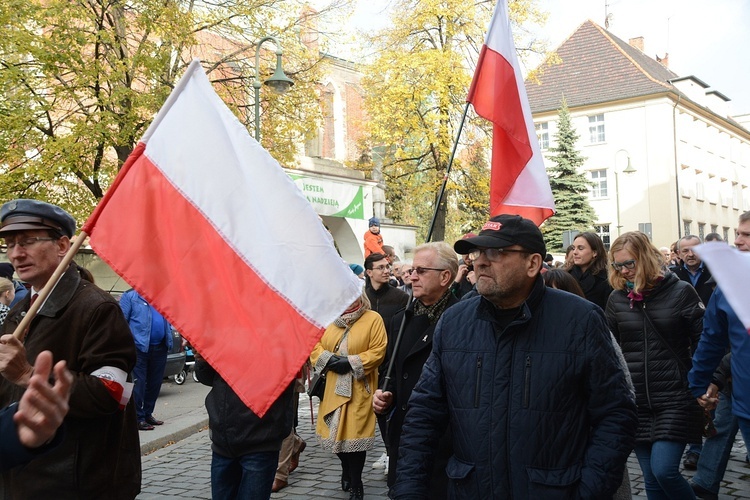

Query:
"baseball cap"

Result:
[[454, 214, 546, 257]]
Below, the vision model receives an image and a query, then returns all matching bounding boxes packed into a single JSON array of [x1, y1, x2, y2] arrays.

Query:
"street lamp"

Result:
[[614, 149, 637, 235], [253, 36, 294, 141]]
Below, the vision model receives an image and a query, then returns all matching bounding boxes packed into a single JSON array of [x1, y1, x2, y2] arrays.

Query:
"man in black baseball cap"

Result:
[[392, 213, 637, 499], [0, 198, 141, 497]]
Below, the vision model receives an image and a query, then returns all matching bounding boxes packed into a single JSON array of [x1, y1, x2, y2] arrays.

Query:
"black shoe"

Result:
[[341, 473, 351, 492], [690, 481, 718, 500], [349, 483, 363, 500], [145, 415, 164, 426], [683, 452, 699, 470], [137, 421, 155, 431]]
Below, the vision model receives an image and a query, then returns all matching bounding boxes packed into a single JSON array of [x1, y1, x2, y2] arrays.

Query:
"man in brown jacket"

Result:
[[0, 199, 141, 499]]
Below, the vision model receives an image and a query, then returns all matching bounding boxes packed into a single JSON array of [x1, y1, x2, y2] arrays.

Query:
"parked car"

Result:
[[164, 329, 186, 380]]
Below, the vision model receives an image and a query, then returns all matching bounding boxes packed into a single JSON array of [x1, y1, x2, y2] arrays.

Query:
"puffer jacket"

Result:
[[392, 276, 637, 499], [605, 272, 704, 444]]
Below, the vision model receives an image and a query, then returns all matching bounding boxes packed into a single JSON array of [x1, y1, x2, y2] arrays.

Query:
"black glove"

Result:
[[326, 355, 352, 374]]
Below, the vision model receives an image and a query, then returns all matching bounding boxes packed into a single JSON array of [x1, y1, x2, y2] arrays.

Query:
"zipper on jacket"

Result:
[[474, 355, 483, 408], [643, 303, 652, 409], [523, 355, 531, 409]]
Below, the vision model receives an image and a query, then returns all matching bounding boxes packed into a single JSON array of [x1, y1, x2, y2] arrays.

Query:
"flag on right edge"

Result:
[[467, 0, 555, 225]]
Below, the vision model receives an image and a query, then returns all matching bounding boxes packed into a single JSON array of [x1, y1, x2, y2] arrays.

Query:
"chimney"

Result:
[[629, 37, 644, 52], [656, 53, 669, 68]]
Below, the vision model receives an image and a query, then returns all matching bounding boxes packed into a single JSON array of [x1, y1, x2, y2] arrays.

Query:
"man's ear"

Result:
[[527, 254, 543, 277], [57, 236, 71, 256]]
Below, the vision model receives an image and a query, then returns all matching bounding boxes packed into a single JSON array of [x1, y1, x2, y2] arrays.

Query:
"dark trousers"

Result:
[[212, 450, 279, 500], [133, 343, 168, 422]]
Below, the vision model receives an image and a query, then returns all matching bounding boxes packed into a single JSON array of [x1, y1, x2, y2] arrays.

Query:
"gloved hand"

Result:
[[326, 355, 352, 374]]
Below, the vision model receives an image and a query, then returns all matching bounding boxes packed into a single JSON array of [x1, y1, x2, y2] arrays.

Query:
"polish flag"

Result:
[[467, 0, 554, 225], [693, 243, 750, 333], [82, 60, 363, 416]]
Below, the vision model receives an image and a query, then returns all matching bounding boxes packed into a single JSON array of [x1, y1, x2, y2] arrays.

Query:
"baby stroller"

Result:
[[173, 343, 198, 385]]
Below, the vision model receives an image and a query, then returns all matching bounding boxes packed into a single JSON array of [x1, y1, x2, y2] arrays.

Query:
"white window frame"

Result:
[[590, 169, 608, 198], [588, 114, 605, 144]]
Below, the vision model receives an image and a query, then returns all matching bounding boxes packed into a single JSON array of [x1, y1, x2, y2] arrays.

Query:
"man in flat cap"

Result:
[[391, 214, 637, 499], [0, 199, 140, 499]]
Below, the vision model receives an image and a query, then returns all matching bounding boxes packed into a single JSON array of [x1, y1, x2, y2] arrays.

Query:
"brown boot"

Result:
[[271, 478, 287, 493]]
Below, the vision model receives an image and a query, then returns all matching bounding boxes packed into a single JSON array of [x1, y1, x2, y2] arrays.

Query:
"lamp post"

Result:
[[253, 36, 294, 141], [614, 149, 637, 235]]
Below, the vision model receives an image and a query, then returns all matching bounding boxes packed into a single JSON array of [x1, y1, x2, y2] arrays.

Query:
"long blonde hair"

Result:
[[608, 231, 665, 295]]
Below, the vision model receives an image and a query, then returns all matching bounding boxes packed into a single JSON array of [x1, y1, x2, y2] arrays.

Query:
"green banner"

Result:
[[289, 174, 364, 219]]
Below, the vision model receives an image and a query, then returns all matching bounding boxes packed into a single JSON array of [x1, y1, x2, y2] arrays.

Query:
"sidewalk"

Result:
[[138, 390, 750, 499]]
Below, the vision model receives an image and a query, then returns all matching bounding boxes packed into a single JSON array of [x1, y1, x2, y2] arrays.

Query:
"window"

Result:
[[723, 227, 730, 241], [711, 224, 718, 234], [590, 169, 608, 198], [684, 220, 692, 236], [588, 114, 605, 144], [594, 224, 611, 250], [698, 223, 705, 240], [535, 122, 549, 150]]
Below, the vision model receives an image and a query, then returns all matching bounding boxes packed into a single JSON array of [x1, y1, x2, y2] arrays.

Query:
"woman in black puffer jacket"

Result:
[[605, 231, 704, 500], [568, 232, 613, 310]]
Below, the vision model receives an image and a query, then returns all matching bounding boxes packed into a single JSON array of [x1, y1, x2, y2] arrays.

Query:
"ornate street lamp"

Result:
[[253, 36, 294, 141]]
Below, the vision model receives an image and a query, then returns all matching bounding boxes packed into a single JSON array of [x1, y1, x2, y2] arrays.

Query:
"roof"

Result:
[[525, 20, 679, 114]]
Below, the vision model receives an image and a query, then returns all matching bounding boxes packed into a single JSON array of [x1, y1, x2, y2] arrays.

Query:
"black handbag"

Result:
[[308, 325, 351, 401], [307, 369, 327, 400]]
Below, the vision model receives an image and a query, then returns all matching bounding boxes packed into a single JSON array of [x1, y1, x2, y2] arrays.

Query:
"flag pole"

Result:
[[12, 231, 90, 340], [425, 101, 471, 243]]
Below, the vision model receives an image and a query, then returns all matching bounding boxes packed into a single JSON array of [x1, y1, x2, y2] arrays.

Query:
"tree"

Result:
[[0, 0, 352, 223], [541, 99, 597, 251], [357, 0, 547, 243]]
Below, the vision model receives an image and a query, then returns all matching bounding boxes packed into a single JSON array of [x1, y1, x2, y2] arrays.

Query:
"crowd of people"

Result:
[[0, 197, 748, 500]]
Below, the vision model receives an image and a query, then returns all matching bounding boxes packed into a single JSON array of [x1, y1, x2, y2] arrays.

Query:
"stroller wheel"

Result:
[[174, 369, 187, 385], [192, 370, 199, 383]]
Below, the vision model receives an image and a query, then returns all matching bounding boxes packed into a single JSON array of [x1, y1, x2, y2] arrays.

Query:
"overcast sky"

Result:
[[346, 0, 750, 116]]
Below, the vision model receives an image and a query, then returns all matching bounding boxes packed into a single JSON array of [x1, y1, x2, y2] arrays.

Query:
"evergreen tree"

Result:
[[542, 99, 597, 252]]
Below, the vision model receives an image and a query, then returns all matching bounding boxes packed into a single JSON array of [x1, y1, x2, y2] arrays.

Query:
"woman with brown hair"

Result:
[[605, 231, 704, 499], [568, 232, 612, 310], [310, 293, 387, 500]]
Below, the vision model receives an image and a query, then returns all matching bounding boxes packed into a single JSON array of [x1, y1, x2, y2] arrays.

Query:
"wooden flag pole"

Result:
[[12, 231, 89, 340]]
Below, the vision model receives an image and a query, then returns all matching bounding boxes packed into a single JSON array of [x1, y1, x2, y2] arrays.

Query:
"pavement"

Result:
[[137, 379, 750, 499]]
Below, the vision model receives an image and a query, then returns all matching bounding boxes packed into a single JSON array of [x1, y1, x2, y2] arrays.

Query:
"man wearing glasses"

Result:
[[392, 214, 637, 499], [373, 242, 459, 496], [364, 251, 409, 471], [0, 199, 140, 498]]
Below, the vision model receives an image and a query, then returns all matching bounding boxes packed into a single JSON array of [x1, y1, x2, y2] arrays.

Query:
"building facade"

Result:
[[526, 20, 750, 248]]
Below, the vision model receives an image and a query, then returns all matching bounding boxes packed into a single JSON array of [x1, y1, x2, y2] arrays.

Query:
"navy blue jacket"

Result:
[[392, 276, 637, 499], [0, 405, 63, 471]]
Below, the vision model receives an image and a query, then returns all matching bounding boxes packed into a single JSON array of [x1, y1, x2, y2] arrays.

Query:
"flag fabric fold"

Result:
[[692, 243, 750, 333], [467, 0, 555, 225], [83, 59, 363, 416]]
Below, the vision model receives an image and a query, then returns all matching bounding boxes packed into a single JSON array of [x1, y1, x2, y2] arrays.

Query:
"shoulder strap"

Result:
[[641, 306, 689, 374]]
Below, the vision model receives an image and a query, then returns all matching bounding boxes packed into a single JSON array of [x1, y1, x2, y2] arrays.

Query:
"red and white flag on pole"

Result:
[[467, 0, 555, 225], [83, 59, 363, 416]]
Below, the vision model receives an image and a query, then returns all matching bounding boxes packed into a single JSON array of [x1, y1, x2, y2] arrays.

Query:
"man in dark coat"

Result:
[[672, 234, 715, 306], [392, 215, 637, 499], [0, 199, 141, 499], [373, 242, 458, 498]]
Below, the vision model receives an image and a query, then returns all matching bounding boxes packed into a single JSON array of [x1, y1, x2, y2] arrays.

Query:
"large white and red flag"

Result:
[[83, 59, 363, 416], [467, 0, 555, 225]]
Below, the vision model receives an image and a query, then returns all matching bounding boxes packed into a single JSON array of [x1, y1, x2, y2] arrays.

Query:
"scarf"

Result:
[[625, 275, 664, 309], [333, 299, 367, 327], [413, 290, 452, 325]]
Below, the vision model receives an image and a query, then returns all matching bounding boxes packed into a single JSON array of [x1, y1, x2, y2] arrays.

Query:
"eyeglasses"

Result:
[[4, 237, 57, 250], [404, 269, 414, 275], [468, 247, 529, 262], [409, 267, 447, 275], [611, 259, 637, 271], [372, 265, 392, 272]]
